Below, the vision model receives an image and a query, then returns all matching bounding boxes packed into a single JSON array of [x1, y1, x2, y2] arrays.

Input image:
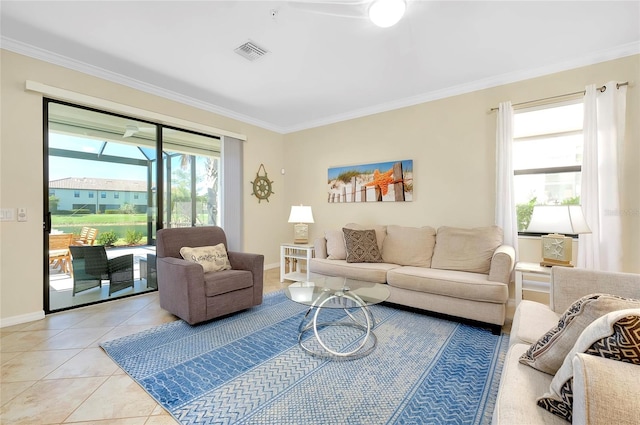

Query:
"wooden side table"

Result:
[[515, 262, 552, 308], [280, 243, 314, 282]]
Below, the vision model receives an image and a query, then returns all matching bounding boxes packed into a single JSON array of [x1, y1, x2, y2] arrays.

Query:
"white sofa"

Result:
[[493, 267, 640, 424], [309, 224, 515, 334]]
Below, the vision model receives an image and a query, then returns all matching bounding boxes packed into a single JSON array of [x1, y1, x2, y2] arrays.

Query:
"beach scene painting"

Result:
[[327, 160, 413, 203]]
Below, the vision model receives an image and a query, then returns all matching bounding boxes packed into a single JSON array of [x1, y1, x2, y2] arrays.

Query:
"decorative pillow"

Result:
[[342, 228, 383, 263], [520, 293, 640, 375], [382, 225, 436, 267], [179, 243, 232, 272], [344, 223, 386, 253], [430, 226, 503, 274], [537, 308, 640, 422], [325, 230, 346, 260]]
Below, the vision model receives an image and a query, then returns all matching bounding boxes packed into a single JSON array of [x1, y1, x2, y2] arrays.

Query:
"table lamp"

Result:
[[288, 205, 314, 244], [526, 205, 591, 267]]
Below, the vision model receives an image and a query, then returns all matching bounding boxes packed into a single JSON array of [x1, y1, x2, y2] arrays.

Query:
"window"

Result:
[[89, 192, 94, 198], [101, 192, 106, 199], [134, 193, 139, 200], [513, 101, 584, 232], [114, 192, 119, 199], [74, 190, 80, 198]]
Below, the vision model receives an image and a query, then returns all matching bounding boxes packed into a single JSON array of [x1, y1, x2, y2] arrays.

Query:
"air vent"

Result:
[[234, 40, 268, 62]]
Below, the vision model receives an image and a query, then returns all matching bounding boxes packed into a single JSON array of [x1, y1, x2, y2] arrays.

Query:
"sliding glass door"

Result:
[[44, 101, 221, 313]]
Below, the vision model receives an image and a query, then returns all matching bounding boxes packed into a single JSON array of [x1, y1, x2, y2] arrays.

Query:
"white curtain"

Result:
[[495, 101, 519, 260], [578, 82, 627, 271]]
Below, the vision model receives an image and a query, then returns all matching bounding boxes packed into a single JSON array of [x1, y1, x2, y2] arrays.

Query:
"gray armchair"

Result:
[[156, 226, 264, 325]]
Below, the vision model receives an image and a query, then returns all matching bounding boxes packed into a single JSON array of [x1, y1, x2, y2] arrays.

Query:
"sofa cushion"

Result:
[[308, 258, 398, 284], [325, 229, 346, 260], [431, 226, 503, 274], [344, 223, 386, 252], [386, 267, 508, 304], [509, 300, 561, 347], [520, 294, 640, 375], [537, 309, 640, 422], [492, 343, 566, 425], [381, 225, 436, 267], [179, 243, 232, 273], [342, 228, 384, 263]]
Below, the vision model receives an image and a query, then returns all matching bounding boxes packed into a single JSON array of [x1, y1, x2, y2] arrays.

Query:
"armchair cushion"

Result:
[[180, 243, 231, 272], [537, 308, 640, 422]]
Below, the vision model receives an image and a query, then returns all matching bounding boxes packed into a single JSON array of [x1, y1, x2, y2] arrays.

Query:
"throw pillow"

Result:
[[381, 225, 436, 267], [536, 308, 640, 422], [430, 226, 503, 274], [342, 228, 383, 263], [344, 223, 387, 253], [520, 293, 640, 375], [325, 230, 346, 260], [179, 243, 232, 272]]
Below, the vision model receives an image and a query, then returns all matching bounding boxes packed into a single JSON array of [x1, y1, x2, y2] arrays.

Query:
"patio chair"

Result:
[[49, 233, 74, 274], [69, 245, 134, 296], [74, 227, 99, 246]]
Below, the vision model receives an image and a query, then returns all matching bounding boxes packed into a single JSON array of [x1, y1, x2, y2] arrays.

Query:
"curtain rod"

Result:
[[489, 81, 629, 112]]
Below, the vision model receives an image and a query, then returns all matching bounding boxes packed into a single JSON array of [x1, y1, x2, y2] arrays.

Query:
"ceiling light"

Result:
[[368, 0, 406, 28]]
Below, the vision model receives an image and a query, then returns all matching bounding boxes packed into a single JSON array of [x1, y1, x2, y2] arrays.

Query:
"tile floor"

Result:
[[1, 269, 284, 425]]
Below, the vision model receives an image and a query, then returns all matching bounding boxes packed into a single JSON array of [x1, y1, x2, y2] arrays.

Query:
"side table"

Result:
[[280, 243, 314, 282], [515, 262, 552, 308]]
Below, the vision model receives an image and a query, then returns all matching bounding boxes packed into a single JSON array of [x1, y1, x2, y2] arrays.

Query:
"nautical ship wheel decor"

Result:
[[251, 163, 275, 203]]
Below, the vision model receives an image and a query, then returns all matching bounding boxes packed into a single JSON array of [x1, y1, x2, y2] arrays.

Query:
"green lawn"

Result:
[[52, 213, 147, 225]]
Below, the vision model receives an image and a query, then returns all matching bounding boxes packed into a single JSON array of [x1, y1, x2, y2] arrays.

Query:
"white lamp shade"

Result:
[[526, 205, 591, 235], [368, 0, 406, 28], [288, 205, 314, 223]]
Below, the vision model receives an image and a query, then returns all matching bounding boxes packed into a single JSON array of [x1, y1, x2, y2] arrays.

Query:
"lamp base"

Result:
[[293, 223, 309, 244], [540, 259, 574, 268]]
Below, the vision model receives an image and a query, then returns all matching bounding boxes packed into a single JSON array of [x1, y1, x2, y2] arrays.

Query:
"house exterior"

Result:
[[49, 177, 149, 213]]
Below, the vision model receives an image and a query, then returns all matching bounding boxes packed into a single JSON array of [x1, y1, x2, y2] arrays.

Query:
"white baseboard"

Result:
[[264, 262, 279, 270], [1, 310, 45, 328]]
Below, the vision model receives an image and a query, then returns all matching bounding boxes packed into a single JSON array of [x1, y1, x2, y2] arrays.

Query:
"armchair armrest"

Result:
[[228, 251, 264, 306], [551, 268, 640, 313], [488, 244, 515, 284], [572, 353, 640, 425], [157, 257, 207, 325]]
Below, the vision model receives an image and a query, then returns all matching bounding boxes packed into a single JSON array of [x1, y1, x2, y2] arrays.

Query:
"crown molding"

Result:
[[283, 41, 640, 134], [0, 36, 287, 134], [2, 36, 638, 135]]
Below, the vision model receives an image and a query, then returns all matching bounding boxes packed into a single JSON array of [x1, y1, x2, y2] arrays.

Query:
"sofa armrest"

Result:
[[572, 353, 640, 425], [313, 237, 328, 259], [488, 244, 515, 284], [228, 251, 264, 305], [157, 257, 207, 324], [551, 267, 640, 313]]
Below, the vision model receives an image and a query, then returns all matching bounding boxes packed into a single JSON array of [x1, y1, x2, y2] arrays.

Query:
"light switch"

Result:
[[17, 207, 27, 222], [1, 208, 15, 221]]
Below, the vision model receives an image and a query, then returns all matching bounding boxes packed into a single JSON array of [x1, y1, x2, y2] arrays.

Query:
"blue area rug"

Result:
[[101, 291, 508, 424]]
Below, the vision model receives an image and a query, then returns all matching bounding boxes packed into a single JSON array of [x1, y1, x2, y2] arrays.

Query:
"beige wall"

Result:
[[2, 49, 638, 325], [0, 50, 287, 323], [283, 55, 640, 274]]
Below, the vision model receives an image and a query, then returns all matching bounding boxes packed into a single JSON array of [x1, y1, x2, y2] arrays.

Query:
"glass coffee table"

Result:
[[284, 274, 390, 359]]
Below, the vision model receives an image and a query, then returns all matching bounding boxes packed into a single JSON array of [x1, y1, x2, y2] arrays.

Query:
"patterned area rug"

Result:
[[101, 291, 508, 424]]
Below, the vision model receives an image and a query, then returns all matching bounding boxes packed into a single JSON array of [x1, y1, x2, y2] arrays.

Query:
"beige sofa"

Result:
[[309, 224, 515, 334], [493, 267, 640, 424]]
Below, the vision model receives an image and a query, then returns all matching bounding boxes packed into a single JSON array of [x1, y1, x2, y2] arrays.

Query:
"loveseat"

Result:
[[493, 267, 640, 424], [309, 224, 515, 333]]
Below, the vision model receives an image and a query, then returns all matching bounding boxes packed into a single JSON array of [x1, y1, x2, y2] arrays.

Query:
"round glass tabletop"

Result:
[[284, 274, 390, 308]]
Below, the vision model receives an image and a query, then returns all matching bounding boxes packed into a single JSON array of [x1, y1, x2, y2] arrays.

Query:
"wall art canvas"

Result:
[[327, 160, 413, 203]]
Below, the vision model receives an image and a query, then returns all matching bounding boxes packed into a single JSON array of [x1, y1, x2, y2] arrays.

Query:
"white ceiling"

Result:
[[1, 1, 639, 133]]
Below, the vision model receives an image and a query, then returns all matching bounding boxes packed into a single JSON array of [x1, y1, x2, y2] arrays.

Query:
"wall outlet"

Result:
[[17, 207, 27, 222], [1, 208, 16, 221]]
